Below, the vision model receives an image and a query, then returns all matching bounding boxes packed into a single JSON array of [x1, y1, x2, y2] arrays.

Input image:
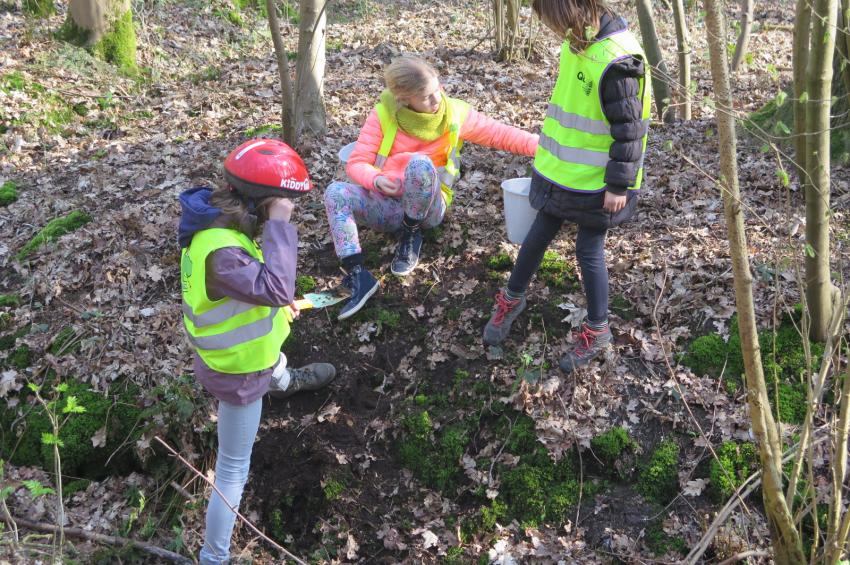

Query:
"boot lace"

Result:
[[397, 229, 416, 261], [572, 324, 601, 357], [492, 292, 519, 326], [342, 267, 359, 294]]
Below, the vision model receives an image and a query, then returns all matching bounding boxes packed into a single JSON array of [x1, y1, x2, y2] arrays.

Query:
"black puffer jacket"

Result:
[[531, 12, 647, 230]]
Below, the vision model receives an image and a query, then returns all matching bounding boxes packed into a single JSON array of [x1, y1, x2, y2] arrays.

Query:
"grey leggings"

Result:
[[507, 209, 609, 324]]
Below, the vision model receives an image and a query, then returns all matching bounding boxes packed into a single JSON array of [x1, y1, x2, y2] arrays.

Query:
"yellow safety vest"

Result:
[[181, 228, 290, 374], [374, 96, 471, 207], [534, 30, 652, 191]]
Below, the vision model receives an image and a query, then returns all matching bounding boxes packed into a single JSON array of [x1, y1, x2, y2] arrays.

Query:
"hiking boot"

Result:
[[483, 289, 527, 346], [390, 226, 423, 276], [268, 363, 336, 399], [338, 265, 378, 320], [559, 323, 613, 373]]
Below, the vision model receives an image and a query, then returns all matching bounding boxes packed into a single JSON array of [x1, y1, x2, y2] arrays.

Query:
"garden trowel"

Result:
[[292, 291, 348, 311]]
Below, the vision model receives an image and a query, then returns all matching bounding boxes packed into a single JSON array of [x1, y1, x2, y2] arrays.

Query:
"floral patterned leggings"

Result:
[[324, 154, 447, 259]]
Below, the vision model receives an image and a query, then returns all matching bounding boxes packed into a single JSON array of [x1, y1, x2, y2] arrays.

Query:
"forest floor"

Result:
[[1, 0, 849, 563]]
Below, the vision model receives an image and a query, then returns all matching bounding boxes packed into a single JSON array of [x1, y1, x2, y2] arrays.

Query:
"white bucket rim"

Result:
[[338, 141, 357, 163], [501, 177, 531, 197]]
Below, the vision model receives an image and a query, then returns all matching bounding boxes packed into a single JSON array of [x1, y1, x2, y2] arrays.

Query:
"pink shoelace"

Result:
[[491, 292, 520, 326], [572, 324, 604, 356]]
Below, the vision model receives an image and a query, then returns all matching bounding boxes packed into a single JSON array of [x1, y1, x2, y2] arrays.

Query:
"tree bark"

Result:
[[804, 0, 838, 342], [793, 0, 812, 181], [63, 0, 137, 73], [294, 0, 327, 138], [731, 0, 755, 73], [671, 0, 691, 119], [266, 0, 295, 145], [703, 1, 807, 563], [635, 0, 674, 123]]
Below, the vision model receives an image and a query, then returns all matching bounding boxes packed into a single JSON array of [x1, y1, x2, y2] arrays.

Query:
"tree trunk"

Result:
[[635, 0, 674, 123], [671, 0, 691, 120], [731, 0, 755, 73], [793, 0, 812, 182], [61, 0, 137, 73], [804, 0, 838, 342], [266, 0, 295, 145], [703, 1, 807, 563], [294, 0, 327, 138], [493, 0, 523, 61]]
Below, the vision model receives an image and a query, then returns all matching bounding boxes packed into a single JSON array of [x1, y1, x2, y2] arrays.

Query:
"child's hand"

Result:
[[603, 192, 626, 213], [268, 198, 295, 222], [375, 176, 402, 197]]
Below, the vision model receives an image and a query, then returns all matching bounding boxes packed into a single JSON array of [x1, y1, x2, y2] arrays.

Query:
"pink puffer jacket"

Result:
[[346, 106, 539, 193]]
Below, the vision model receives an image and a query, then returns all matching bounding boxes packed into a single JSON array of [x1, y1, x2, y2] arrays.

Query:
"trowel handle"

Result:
[[292, 298, 314, 311]]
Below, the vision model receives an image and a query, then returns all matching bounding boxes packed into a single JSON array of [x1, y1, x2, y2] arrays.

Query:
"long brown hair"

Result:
[[209, 184, 277, 239], [532, 0, 611, 52]]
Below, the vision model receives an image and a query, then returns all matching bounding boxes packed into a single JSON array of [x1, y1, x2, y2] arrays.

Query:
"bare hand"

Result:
[[603, 191, 627, 213], [268, 198, 295, 222], [375, 176, 402, 197]]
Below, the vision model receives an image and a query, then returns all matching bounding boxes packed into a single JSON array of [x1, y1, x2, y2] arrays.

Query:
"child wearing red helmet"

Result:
[[178, 139, 334, 565]]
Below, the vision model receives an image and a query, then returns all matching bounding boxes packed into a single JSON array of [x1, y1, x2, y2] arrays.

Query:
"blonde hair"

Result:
[[383, 55, 439, 101], [210, 184, 277, 238], [532, 0, 610, 52]]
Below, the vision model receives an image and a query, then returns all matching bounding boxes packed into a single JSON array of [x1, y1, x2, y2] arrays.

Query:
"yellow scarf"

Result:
[[380, 89, 448, 142]]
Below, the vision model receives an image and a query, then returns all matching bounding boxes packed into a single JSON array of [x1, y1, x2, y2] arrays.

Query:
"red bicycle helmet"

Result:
[[223, 138, 313, 199]]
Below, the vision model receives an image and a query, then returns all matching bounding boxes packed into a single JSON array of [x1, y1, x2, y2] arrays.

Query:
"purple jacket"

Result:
[[179, 188, 298, 405]]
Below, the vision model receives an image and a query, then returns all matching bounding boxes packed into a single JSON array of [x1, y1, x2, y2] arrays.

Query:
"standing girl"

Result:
[[179, 139, 336, 564], [324, 55, 539, 320], [483, 0, 651, 373]]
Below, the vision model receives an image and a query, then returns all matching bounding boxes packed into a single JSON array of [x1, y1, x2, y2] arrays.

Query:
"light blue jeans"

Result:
[[199, 397, 263, 565]]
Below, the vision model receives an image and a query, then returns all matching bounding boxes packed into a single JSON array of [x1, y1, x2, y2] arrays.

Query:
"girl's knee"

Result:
[[405, 154, 437, 177]]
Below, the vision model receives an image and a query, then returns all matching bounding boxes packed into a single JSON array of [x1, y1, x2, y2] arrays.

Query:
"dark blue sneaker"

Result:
[[338, 265, 378, 320], [390, 227, 423, 276]]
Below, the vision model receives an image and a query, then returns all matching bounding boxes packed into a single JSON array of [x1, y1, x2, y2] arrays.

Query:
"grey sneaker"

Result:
[[269, 363, 336, 399], [483, 289, 527, 346], [559, 323, 612, 373]]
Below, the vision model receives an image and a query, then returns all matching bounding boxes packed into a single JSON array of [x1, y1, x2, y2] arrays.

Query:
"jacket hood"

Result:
[[596, 12, 628, 41], [178, 187, 222, 248]]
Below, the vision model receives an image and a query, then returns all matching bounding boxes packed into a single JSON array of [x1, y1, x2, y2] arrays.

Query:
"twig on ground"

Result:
[[154, 436, 308, 565], [0, 514, 192, 564], [715, 550, 770, 565]]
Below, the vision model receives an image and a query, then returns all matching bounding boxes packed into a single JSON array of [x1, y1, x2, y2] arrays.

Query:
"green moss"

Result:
[[709, 441, 757, 502], [7, 345, 32, 370], [295, 275, 316, 296], [637, 439, 680, 505], [645, 521, 688, 556], [610, 294, 636, 321], [775, 381, 807, 424], [0, 379, 142, 478], [538, 250, 577, 291], [0, 72, 26, 92], [590, 426, 636, 479], [487, 252, 513, 271], [0, 294, 20, 308], [59, 10, 137, 74], [16, 210, 91, 261], [23, 0, 54, 17], [376, 308, 400, 330], [50, 327, 79, 356], [397, 410, 468, 494], [681, 334, 728, 378], [322, 477, 345, 501], [244, 123, 281, 137], [0, 180, 18, 207], [0, 327, 28, 351]]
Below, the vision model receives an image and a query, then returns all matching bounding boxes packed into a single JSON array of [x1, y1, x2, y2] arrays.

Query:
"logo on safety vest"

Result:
[[577, 72, 593, 96]]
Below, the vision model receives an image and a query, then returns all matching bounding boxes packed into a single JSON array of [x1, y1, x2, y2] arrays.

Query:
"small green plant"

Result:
[[645, 520, 688, 556], [590, 426, 637, 479], [637, 439, 680, 505], [487, 252, 513, 271], [16, 210, 92, 260], [295, 275, 316, 295], [375, 308, 401, 331], [709, 441, 757, 501], [322, 477, 345, 501], [0, 180, 18, 207], [244, 123, 282, 137], [0, 294, 20, 307], [538, 250, 577, 290]]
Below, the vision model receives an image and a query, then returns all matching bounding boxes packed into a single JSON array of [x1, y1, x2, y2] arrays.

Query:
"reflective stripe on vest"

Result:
[[533, 30, 652, 192], [180, 228, 290, 374], [374, 96, 470, 207]]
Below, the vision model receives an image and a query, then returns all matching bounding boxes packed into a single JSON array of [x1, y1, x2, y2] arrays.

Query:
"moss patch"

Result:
[[23, 0, 54, 17], [590, 426, 637, 479], [637, 439, 680, 505], [0, 180, 18, 207], [538, 250, 578, 291], [295, 275, 316, 296], [0, 379, 143, 479], [681, 312, 823, 423], [645, 520, 688, 556], [397, 409, 468, 494], [0, 294, 20, 308], [58, 10, 137, 74], [16, 210, 91, 261], [487, 252, 513, 271], [50, 326, 80, 356], [709, 441, 758, 501]]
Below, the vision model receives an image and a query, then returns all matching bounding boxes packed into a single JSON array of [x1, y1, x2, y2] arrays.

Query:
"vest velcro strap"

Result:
[[539, 133, 610, 168], [375, 155, 388, 168], [436, 167, 457, 187], [546, 104, 611, 135], [188, 308, 279, 350], [182, 299, 256, 329]]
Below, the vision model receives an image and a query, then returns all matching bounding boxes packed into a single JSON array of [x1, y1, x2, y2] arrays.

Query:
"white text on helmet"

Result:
[[279, 178, 310, 191]]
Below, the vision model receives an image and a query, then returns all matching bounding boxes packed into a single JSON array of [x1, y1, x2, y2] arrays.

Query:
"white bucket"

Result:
[[501, 177, 537, 245], [338, 141, 357, 165]]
